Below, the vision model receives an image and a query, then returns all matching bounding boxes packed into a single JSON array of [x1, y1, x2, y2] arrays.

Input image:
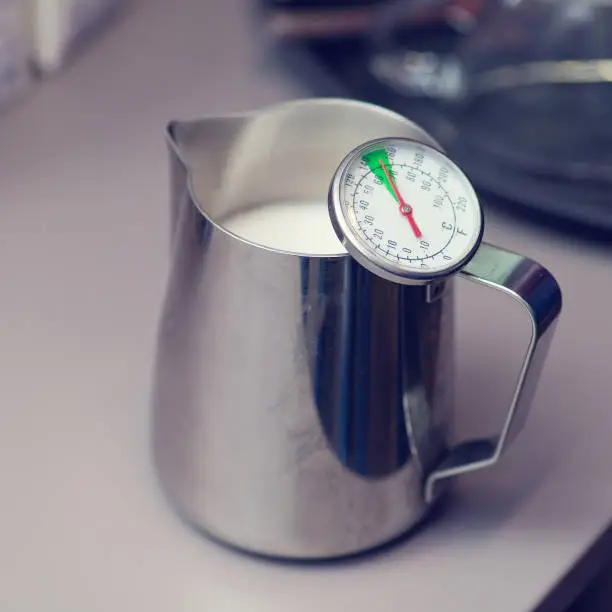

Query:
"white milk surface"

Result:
[[220, 200, 346, 256]]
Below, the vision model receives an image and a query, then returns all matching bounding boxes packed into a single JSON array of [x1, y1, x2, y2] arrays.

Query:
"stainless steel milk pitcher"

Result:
[[152, 98, 562, 560]]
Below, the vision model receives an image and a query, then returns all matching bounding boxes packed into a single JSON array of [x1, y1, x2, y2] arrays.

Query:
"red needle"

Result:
[[379, 161, 423, 239]]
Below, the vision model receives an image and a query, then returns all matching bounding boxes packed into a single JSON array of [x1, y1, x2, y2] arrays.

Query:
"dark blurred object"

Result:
[[263, 0, 483, 39], [262, 0, 612, 234]]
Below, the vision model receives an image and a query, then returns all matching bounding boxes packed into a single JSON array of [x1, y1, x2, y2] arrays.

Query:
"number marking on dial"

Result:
[[334, 138, 483, 278]]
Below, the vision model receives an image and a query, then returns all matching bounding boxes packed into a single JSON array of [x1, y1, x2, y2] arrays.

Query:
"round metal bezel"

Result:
[[328, 136, 484, 285]]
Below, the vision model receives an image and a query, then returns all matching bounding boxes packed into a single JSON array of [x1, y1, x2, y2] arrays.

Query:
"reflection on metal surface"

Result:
[[371, 54, 612, 103], [152, 98, 562, 560], [476, 59, 612, 92], [155, 99, 450, 559], [300, 256, 452, 477]]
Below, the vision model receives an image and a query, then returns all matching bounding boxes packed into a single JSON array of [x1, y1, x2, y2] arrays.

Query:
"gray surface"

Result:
[[0, 0, 610, 610]]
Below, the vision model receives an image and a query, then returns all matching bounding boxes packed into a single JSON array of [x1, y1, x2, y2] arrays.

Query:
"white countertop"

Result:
[[1, 1, 611, 610]]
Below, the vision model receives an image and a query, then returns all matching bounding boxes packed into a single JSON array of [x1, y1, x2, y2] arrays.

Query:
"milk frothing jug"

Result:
[[152, 98, 562, 559]]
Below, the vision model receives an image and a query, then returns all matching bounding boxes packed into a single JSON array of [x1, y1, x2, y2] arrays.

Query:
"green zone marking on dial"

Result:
[[362, 148, 397, 201]]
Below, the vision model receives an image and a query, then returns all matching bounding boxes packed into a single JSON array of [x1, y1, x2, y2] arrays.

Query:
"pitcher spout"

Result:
[[165, 115, 249, 250]]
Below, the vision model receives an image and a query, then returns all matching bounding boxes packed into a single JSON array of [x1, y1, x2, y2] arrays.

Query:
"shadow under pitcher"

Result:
[[152, 98, 562, 560]]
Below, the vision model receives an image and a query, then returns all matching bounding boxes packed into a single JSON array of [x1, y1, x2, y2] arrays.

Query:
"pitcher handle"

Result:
[[424, 242, 562, 503]]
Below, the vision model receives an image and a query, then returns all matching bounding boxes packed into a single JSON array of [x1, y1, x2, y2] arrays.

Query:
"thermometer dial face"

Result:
[[329, 137, 484, 283]]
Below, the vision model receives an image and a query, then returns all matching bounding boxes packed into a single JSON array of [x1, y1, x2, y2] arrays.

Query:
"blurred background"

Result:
[[1, 1, 611, 610], [4, 0, 612, 234], [263, 0, 612, 238]]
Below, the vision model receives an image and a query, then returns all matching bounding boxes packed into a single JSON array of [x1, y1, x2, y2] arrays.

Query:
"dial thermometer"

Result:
[[329, 137, 484, 284]]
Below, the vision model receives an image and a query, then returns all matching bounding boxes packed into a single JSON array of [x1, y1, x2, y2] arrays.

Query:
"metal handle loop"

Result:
[[425, 242, 562, 503]]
